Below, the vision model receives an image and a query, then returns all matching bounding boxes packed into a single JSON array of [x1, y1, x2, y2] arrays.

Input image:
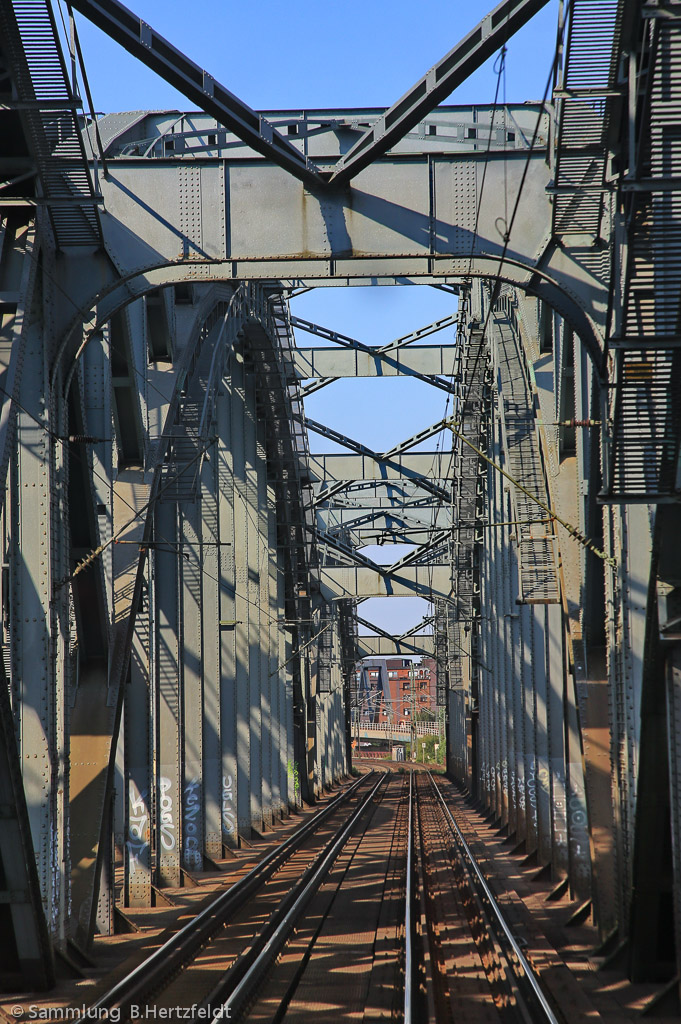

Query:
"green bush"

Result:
[[406, 734, 445, 765]]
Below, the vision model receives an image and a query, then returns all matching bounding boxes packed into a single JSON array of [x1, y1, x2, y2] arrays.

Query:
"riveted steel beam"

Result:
[[68, 0, 324, 189], [356, 636, 436, 657], [304, 419, 452, 503], [293, 344, 457, 386], [328, 0, 551, 186], [321, 564, 452, 600], [308, 452, 452, 482]]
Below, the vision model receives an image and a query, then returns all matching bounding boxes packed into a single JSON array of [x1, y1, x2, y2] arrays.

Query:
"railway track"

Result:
[[407, 772, 561, 1024], [90, 771, 382, 1019], [81, 769, 564, 1023]]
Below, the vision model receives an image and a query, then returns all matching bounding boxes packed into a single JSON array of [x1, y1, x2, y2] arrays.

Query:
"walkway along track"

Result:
[[89, 772, 381, 1019]]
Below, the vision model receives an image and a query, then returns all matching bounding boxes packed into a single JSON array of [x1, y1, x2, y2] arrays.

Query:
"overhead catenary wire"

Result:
[[446, 417, 615, 567]]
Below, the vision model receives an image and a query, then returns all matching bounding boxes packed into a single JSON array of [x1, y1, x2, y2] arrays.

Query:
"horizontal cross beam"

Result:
[[293, 344, 457, 383], [308, 452, 453, 482], [356, 635, 435, 657], [321, 564, 452, 600]]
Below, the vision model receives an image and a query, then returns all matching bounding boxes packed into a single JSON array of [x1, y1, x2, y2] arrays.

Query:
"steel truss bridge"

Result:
[[0, 0, 680, 999]]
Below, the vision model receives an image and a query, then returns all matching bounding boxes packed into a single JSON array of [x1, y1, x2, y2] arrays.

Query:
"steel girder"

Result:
[[58, 147, 607, 379], [67, 0, 322, 189], [5, 0, 681, 995], [68, 0, 549, 191]]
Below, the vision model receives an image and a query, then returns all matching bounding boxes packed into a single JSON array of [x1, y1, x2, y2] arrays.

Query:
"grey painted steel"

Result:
[[257, 446, 272, 826], [666, 646, 681, 984], [217, 386, 239, 848], [201, 451, 223, 860], [124, 583, 153, 907], [180, 501, 204, 872], [54, 141, 608, 375], [0, 1, 101, 247], [308, 452, 452, 483], [94, 105, 546, 162], [154, 500, 182, 887], [244, 369, 263, 831], [321, 564, 452, 600], [12, 314, 65, 937], [268, 495, 281, 817], [356, 636, 435, 658], [0, 653, 54, 986], [68, 0, 322, 188], [532, 606, 552, 867], [292, 344, 457, 394], [5, 0, 681, 987], [329, 0, 552, 185], [231, 348, 253, 837], [547, 602, 569, 877]]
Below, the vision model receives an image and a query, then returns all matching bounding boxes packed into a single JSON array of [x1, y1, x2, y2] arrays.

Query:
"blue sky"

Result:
[[68, 0, 558, 113], [67, 0, 559, 637]]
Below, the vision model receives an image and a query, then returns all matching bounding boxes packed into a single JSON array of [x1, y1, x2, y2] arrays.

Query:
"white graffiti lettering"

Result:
[[221, 774, 236, 837], [127, 786, 150, 873], [183, 777, 202, 869], [159, 776, 176, 851]]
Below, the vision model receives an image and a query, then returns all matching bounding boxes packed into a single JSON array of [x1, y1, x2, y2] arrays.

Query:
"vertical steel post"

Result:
[[217, 386, 238, 849], [201, 448, 222, 861], [547, 603, 569, 876], [180, 500, 204, 872], [231, 347, 253, 838], [117, 466, 153, 908], [124, 594, 153, 906], [244, 371, 262, 831], [268, 492, 281, 816], [532, 605, 552, 866], [257, 441, 271, 826], [665, 645, 681, 987], [154, 500, 182, 887], [12, 319, 63, 936]]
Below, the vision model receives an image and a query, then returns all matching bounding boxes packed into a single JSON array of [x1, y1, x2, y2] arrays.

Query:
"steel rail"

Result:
[[403, 770, 414, 1024], [90, 772, 373, 1017], [427, 773, 560, 1024], [206, 772, 387, 1021]]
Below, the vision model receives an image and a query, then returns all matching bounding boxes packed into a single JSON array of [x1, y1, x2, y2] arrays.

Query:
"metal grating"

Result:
[[552, 0, 623, 237], [3, 1, 101, 246], [608, 347, 681, 500], [493, 305, 560, 603], [606, 14, 681, 500]]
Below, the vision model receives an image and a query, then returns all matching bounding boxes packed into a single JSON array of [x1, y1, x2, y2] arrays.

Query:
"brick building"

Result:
[[354, 657, 437, 724]]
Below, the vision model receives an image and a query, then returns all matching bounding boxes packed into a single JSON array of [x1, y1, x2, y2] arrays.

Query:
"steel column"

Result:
[[154, 500, 182, 887], [216, 386, 238, 850], [180, 500, 204, 872], [12, 316, 64, 937], [547, 603, 569, 877], [201, 447, 222, 861]]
